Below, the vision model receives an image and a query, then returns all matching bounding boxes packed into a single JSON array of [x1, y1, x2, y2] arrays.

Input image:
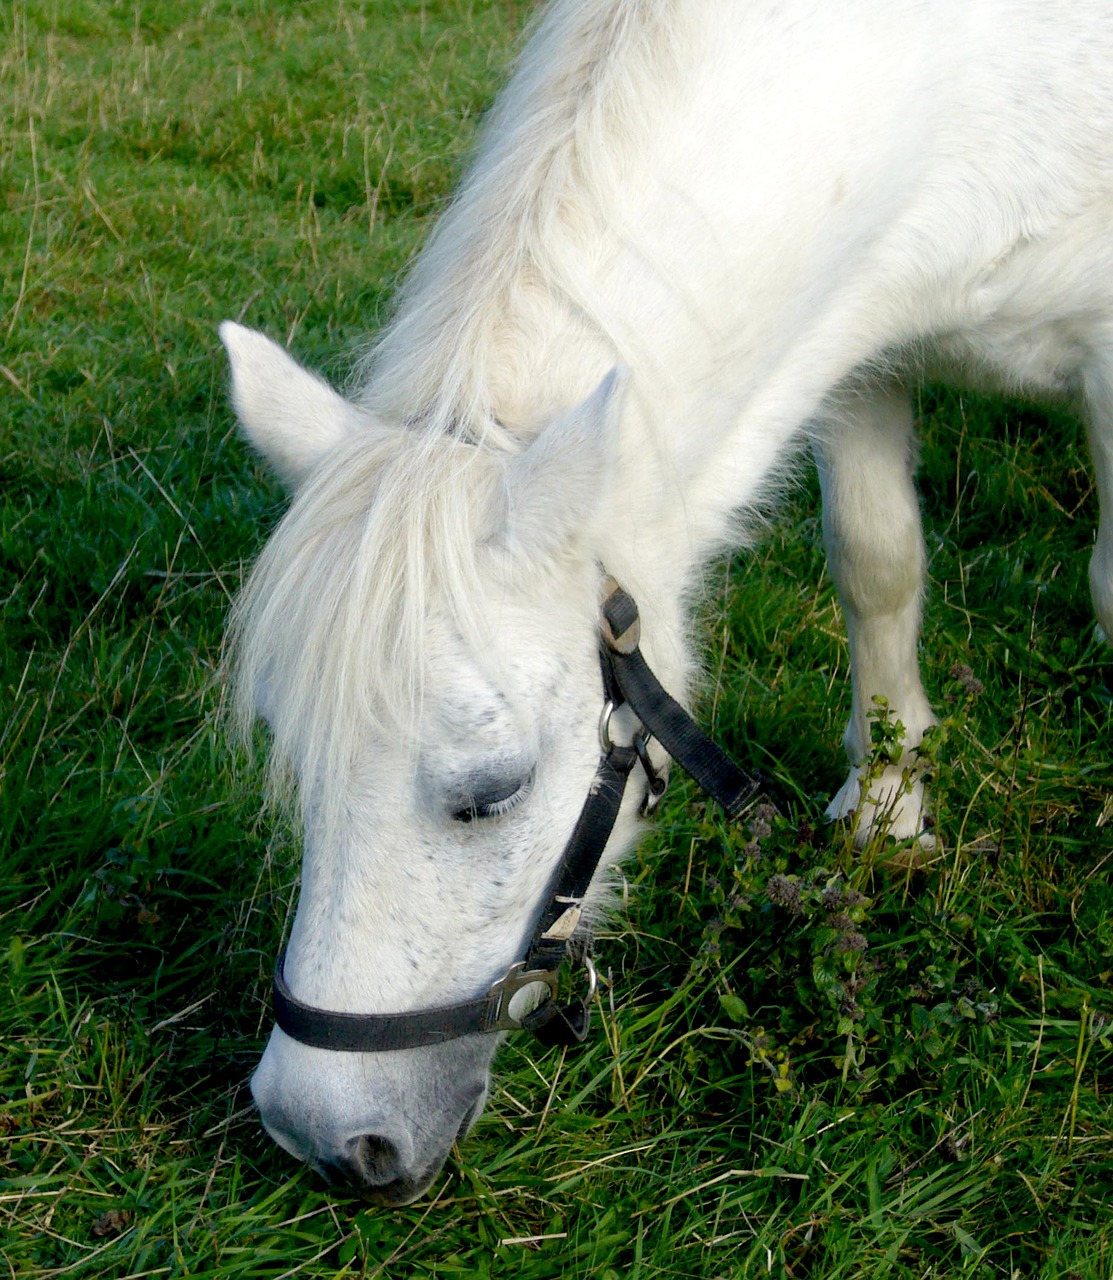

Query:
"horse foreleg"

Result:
[[1082, 358, 1113, 648], [814, 386, 938, 851]]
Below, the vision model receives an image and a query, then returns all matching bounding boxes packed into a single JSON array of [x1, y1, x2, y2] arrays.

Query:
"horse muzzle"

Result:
[[250, 1024, 494, 1202]]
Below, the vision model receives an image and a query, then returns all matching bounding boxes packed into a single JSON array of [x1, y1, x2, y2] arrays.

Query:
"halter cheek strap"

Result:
[[598, 579, 762, 820], [271, 575, 763, 1053]]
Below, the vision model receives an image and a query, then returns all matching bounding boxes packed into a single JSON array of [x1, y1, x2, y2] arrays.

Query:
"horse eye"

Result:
[[451, 771, 535, 823]]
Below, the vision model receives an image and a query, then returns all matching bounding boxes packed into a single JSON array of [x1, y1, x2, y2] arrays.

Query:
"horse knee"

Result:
[[824, 496, 925, 620], [817, 397, 925, 621]]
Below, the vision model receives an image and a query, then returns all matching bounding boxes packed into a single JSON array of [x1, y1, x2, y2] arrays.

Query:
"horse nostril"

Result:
[[317, 1135, 413, 1198], [351, 1134, 405, 1185]]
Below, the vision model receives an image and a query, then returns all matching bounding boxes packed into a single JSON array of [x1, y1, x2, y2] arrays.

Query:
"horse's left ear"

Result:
[[220, 322, 369, 491], [498, 367, 628, 558]]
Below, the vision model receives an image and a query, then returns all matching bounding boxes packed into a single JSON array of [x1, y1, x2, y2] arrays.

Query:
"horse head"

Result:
[[221, 324, 646, 1201]]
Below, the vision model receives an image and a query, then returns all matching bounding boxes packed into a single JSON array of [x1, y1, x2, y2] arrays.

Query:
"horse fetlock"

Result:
[[826, 762, 935, 854]]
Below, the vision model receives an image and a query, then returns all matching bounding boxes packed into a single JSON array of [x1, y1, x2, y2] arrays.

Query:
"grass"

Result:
[[2, 1, 1112, 1276]]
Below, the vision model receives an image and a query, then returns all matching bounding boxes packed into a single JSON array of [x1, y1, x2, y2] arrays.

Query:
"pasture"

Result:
[[2, 0, 1112, 1274]]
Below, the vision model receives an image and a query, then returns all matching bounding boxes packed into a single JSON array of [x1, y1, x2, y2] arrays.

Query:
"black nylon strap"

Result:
[[525, 743, 637, 969], [601, 586, 762, 820], [273, 949, 497, 1051]]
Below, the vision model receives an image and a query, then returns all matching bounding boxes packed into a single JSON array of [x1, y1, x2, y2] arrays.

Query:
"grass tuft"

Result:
[[2, 2, 1111, 1276]]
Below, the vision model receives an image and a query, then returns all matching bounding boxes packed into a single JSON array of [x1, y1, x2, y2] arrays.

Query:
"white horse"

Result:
[[221, 0, 1113, 1202]]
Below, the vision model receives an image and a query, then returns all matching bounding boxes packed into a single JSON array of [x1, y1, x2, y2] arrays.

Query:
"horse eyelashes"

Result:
[[451, 771, 535, 823]]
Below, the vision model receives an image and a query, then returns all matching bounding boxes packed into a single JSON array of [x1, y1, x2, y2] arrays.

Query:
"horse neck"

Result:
[[360, 1, 877, 690]]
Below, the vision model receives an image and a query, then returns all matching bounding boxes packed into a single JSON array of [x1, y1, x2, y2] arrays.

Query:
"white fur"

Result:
[[222, 0, 1113, 1198], [219, 323, 369, 488]]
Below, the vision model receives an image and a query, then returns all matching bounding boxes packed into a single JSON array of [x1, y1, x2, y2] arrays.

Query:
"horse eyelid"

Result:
[[451, 771, 535, 823]]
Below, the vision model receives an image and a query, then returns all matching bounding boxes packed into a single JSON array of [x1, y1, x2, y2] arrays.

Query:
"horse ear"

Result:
[[499, 367, 628, 558], [220, 322, 368, 491]]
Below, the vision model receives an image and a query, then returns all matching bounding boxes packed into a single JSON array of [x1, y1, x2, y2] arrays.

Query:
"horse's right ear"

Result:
[[496, 367, 627, 560], [220, 322, 368, 491]]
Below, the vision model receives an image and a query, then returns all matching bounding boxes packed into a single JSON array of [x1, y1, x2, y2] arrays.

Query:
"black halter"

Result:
[[271, 576, 763, 1053]]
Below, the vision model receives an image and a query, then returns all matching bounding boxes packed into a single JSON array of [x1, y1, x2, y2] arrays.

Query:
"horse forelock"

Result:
[[227, 427, 509, 818]]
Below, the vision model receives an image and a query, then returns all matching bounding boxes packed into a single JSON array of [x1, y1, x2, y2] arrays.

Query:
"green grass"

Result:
[[2, 1, 1112, 1276]]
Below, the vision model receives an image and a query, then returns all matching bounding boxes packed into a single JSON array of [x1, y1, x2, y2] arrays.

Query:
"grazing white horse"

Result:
[[221, 0, 1113, 1202]]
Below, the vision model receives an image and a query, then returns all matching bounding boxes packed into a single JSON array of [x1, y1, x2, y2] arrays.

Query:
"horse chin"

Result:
[[364, 1174, 429, 1208], [315, 1150, 434, 1205]]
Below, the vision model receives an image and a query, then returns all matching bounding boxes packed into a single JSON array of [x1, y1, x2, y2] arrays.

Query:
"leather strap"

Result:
[[273, 952, 498, 1050], [525, 743, 637, 971], [601, 582, 762, 819]]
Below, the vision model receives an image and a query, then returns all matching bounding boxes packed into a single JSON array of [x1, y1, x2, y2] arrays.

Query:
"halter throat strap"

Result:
[[271, 575, 762, 1053]]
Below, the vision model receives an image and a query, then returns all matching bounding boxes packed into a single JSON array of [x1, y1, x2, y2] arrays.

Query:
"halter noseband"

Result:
[[271, 576, 762, 1053]]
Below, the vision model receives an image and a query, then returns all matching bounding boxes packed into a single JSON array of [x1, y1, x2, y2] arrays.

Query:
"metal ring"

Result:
[[599, 700, 649, 756], [582, 954, 598, 1004], [599, 700, 617, 753], [486, 962, 561, 1032]]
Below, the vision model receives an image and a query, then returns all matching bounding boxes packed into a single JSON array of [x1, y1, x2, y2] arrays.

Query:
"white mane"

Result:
[[358, 0, 685, 440], [229, 0, 692, 808]]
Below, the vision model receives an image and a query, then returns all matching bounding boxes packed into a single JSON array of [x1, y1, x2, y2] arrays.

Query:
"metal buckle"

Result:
[[484, 962, 560, 1032], [484, 957, 600, 1034]]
